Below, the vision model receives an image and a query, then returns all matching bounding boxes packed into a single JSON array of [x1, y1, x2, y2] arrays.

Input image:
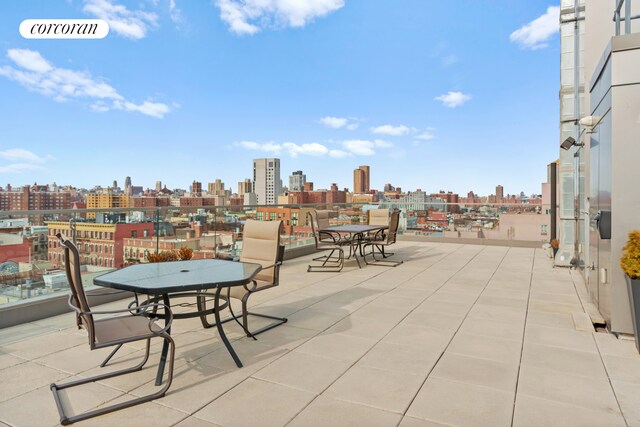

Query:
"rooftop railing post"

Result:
[[155, 207, 160, 254], [625, 0, 631, 34]]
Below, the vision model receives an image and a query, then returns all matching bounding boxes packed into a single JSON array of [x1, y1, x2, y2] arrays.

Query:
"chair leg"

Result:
[[308, 248, 344, 272], [51, 335, 175, 425], [99, 343, 123, 368], [363, 244, 402, 267]]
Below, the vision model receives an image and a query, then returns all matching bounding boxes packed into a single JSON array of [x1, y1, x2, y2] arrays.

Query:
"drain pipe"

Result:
[[569, 0, 582, 268]]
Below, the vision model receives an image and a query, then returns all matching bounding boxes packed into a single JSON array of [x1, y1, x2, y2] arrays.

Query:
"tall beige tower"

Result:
[[253, 158, 281, 205]]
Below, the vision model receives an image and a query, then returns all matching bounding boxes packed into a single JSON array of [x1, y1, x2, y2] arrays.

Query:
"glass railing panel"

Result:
[[0, 201, 554, 312]]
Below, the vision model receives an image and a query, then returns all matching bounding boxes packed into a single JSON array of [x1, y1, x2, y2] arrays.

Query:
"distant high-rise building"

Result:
[[238, 179, 252, 196], [192, 181, 202, 195], [496, 185, 504, 200], [0, 185, 70, 219], [112, 180, 118, 189], [253, 158, 281, 205], [85, 192, 130, 219], [289, 170, 306, 192], [353, 165, 370, 193], [124, 176, 131, 189], [208, 179, 226, 196], [155, 181, 162, 192]]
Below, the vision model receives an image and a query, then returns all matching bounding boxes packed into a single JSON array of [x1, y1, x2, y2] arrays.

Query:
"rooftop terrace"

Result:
[[1, 241, 639, 426]]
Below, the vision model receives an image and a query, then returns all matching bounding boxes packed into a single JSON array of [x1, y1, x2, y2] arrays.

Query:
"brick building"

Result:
[[47, 222, 155, 269]]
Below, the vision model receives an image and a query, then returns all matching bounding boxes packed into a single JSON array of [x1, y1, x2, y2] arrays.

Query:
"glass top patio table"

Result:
[[319, 225, 389, 268], [94, 259, 262, 384]]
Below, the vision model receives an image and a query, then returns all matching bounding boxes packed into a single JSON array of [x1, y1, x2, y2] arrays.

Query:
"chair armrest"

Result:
[[78, 302, 163, 316], [243, 279, 258, 292], [319, 230, 342, 243], [147, 308, 173, 335]]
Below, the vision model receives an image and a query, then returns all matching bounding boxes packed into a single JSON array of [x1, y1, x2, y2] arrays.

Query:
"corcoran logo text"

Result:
[[20, 19, 109, 39]]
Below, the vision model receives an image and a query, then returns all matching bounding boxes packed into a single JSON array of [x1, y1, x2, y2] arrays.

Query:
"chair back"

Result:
[[316, 210, 331, 229], [57, 233, 96, 345], [386, 209, 401, 244], [240, 220, 282, 284], [307, 210, 324, 248], [368, 208, 390, 226]]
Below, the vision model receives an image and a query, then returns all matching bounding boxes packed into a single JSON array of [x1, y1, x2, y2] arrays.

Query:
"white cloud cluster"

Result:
[[415, 130, 434, 140], [83, 0, 158, 39], [435, 91, 472, 108], [169, 0, 184, 25], [370, 124, 411, 136], [319, 116, 359, 130], [510, 6, 560, 50], [235, 139, 393, 158], [215, 0, 344, 35], [0, 49, 170, 118], [0, 148, 52, 174]]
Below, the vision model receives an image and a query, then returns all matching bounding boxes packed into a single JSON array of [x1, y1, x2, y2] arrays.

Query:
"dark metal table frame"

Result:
[[93, 259, 262, 386], [320, 225, 388, 268]]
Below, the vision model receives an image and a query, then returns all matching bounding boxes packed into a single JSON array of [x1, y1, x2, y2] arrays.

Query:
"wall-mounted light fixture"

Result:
[[560, 136, 584, 151], [579, 115, 601, 133]]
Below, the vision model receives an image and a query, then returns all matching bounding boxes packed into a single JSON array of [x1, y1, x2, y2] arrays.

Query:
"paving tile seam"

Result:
[[319, 392, 413, 416], [590, 328, 630, 426], [428, 373, 517, 396], [514, 390, 626, 418], [509, 248, 537, 427]]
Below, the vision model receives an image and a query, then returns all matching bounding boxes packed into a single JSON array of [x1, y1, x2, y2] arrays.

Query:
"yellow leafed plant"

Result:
[[146, 246, 193, 263], [621, 231, 640, 280]]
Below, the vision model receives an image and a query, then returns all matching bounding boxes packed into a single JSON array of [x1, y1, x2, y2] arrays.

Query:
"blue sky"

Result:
[[0, 1, 560, 196]]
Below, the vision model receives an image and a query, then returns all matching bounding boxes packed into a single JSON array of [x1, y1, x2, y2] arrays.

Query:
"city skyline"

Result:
[[0, 1, 559, 195]]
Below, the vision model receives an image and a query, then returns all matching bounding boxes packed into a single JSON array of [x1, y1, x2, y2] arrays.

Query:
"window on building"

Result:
[[143, 229, 148, 237], [541, 224, 548, 236], [131, 230, 137, 238]]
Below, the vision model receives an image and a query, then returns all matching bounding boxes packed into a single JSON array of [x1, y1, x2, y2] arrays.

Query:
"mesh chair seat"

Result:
[[94, 316, 161, 345]]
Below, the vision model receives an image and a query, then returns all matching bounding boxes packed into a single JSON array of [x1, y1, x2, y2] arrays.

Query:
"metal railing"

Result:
[[615, 0, 638, 35]]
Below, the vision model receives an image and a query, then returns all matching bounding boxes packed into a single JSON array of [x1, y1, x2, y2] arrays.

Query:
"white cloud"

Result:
[[374, 140, 393, 148], [435, 91, 472, 108], [329, 149, 350, 158], [169, 0, 184, 25], [7, 49, 52, 73], [371, 124, 410, 136], [415, 130, 434, 140], [215, 0, 344, 35], [83, 0, 158, 39], [235, 139, 394, 158], [319, 116, 360, 130], [342, 140, 376, 156], [0, 149, 53, 174], [510, 6, 560, 50], [282, 142, 328, 157], [0, 49, 171, 118], [320, 116, 348, 128]]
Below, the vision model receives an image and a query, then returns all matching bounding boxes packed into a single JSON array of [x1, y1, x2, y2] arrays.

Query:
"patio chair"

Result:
[[360, 208, 390, 254], [362, 209, 403, 267], [307, 210, 345, 272], [51, 233, 175, 426], [224, 220, 288, 336]]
